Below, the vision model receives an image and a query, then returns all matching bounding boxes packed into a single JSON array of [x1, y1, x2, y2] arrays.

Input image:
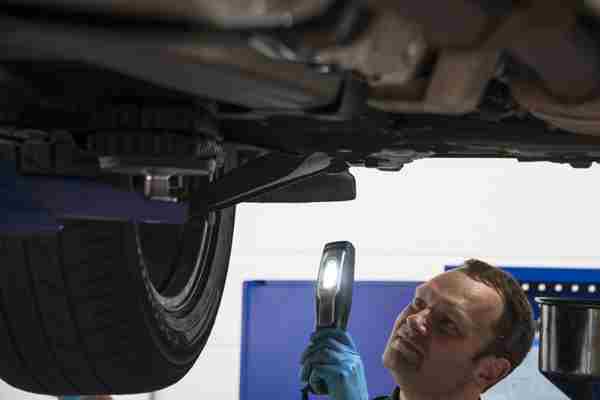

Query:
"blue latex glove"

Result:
[[300, 328, 369, 400]]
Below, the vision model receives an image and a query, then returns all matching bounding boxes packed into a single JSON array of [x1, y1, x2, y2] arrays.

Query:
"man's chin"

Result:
[[384, 355, 422, 390], [383, 347, 421, 372]]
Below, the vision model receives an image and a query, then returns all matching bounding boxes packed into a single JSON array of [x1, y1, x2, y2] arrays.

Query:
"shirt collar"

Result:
[[391, 387, 481, 400]]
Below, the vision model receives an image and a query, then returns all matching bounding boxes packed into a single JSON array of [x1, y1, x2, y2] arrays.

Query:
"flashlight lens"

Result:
[[321, 259, 339, 290]]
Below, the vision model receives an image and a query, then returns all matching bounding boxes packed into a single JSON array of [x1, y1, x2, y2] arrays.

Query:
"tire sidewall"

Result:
[[135, 205, 235, 367]]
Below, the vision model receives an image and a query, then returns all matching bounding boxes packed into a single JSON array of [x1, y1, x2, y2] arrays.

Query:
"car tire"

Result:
[[0, 191, 235, 395]]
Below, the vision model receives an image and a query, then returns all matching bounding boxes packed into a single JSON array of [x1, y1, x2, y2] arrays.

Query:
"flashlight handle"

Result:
[[303, 374, 330, 396], [302, 385, 310, 400]]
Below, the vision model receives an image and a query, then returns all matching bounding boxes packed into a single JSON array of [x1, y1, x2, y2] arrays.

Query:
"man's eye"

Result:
[[411, 298, 425, 309], [439, 319, 458, 334]]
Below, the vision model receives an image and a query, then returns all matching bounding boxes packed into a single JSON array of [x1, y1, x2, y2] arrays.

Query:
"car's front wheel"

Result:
[[0, 195, 235, 395]]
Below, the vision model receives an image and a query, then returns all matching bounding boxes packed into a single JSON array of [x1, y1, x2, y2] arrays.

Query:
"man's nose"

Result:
[[407, 308, 431, 336]]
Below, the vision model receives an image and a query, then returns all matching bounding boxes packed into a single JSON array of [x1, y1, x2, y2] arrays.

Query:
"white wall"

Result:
[[154, 158, 600, 400]]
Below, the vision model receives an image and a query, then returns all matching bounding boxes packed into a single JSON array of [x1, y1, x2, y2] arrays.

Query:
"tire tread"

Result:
[[0, 212, 233, 395], [0, 285, 47, 393]]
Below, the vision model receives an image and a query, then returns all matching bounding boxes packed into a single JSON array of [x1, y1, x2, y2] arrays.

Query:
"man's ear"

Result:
[[474, 356, 512, 391]]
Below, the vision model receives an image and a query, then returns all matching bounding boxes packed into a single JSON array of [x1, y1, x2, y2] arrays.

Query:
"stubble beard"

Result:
[[383, 340, 423, 388]]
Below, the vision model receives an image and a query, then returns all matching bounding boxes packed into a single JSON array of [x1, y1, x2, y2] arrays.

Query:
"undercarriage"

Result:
[[1, 1, 600, 212]]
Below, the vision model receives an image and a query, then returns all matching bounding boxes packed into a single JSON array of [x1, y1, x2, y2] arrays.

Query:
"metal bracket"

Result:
[[246, 165, 355, 203], [189, 151, 340, 218], [20, 135, 102, 178]]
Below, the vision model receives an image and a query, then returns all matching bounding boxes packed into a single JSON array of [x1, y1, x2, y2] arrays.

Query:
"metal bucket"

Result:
[[536, 297, 600, 399]]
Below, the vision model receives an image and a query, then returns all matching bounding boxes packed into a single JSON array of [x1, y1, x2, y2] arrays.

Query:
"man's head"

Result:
[[382, 259, 535, 398]]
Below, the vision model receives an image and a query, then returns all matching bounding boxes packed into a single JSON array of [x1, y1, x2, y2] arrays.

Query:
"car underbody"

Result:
[[1, 1, 600, 185]]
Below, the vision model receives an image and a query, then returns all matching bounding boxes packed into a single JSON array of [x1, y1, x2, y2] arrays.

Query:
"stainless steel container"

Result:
[[536, 297, 600, 400]]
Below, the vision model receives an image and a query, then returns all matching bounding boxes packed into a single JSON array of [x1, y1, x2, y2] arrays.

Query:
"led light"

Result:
[[572, 284, 580, 293], [521, 283, 530, 292], [538, 283, 547, 292], [554, 284, 563, 293], [587, 284, 596, 293], [321, 259, 340, 290]]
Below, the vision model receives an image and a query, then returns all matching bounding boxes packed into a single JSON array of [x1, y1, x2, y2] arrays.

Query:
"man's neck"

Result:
[[395, 386, 481, 400]]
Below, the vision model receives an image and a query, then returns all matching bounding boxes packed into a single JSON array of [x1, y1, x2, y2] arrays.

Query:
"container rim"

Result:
[[535, 297, 600, 308]]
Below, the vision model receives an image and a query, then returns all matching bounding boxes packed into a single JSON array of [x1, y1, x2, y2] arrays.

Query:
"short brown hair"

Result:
[[456, 259, 535, 374]]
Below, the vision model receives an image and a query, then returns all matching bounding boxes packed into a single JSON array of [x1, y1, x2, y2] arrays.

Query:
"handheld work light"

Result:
[[315, 241, 355, 330], [301, 241, 356, 400]]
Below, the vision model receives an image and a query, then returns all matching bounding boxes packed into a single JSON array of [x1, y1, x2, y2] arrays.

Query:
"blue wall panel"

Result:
[[445, 266, 600, 321], [240, 281, 419, 400]]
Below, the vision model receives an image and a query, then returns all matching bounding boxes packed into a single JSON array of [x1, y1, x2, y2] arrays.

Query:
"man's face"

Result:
[[382, 270, 504, 396]]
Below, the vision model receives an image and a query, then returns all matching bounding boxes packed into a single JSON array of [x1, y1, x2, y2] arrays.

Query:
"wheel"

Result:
[[0, 170, 236, 395]]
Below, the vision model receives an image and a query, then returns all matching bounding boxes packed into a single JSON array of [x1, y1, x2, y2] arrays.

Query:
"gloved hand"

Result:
[[300, 328, 369, 400]]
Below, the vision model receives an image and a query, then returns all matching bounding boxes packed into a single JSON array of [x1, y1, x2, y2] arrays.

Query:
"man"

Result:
[[300, 259, 535, 400]]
